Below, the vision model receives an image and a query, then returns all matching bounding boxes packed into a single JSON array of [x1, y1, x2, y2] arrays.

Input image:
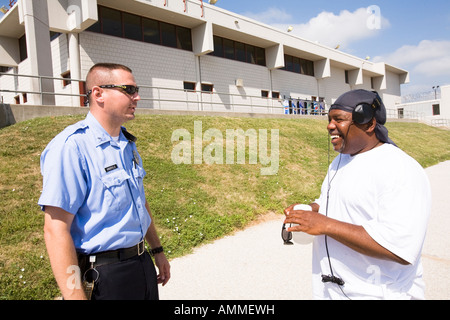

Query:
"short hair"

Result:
[[85, 63, 133, 103]]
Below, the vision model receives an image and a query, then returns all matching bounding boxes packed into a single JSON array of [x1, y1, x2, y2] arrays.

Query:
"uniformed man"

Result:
[[40, 63, 170, 300]]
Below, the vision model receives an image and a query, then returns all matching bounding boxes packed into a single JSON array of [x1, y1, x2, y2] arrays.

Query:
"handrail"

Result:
[[2, 72, 326, 116]]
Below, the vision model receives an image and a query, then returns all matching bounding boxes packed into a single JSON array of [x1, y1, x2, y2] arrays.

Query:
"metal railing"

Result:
[[0, 72, 86, 105], [1, 72, 329, 116], [431, 119, 450, 128]]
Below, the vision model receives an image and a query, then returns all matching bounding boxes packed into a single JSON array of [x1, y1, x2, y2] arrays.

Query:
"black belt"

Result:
[[78, 240, 145, 271]]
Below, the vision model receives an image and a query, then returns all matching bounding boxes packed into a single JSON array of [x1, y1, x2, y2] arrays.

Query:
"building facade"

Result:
[[0, 0, 409, 115], [394, 85, 450, 127]]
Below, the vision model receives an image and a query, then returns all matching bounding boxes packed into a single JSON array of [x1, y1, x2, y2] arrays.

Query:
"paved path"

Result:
[[159, 161, 450, 300]]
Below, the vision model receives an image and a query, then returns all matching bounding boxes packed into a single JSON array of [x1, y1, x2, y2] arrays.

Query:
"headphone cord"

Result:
[[325, 141, 351, 300]]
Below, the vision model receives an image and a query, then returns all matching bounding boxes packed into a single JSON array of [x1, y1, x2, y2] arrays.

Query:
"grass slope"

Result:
[[1, 114, 450, 299]]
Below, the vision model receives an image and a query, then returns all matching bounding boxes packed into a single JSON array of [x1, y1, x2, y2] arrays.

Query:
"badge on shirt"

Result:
[[133, 150, 139, 167], [105, 164, 118, 172]]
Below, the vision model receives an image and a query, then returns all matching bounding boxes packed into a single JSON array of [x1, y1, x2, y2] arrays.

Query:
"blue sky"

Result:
[[1, 0, 449, 96], [214, 0, 450, 96]]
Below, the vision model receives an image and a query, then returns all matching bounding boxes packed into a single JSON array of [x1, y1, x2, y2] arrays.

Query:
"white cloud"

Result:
[[242, 7, 292, 24], [374, 40, 450, 78], [244, 7, 390, 49]]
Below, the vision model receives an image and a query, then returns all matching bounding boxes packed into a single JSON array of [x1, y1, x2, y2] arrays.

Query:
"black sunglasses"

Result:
[[281, 223, 294, 245], [87, 84, 140, 96]]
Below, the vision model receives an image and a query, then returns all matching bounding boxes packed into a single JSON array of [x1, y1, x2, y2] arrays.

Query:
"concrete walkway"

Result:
[[159, 161, 450, 300]]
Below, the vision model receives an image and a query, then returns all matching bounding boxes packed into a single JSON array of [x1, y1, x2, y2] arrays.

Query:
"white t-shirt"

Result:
[[313, 144, 431, 300]]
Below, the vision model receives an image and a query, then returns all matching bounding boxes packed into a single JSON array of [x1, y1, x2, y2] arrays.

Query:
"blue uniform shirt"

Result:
[[39, 112, 151, 254]]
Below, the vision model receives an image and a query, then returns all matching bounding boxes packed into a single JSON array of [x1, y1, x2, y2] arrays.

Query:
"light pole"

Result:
[[432, 86, 440, 100]]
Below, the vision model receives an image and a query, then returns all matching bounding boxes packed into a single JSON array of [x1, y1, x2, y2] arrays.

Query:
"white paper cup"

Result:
[[290, 204, 314, 244]]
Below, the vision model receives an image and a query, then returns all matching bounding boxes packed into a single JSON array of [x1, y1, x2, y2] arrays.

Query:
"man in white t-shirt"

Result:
[[284, 89, 431, 299]]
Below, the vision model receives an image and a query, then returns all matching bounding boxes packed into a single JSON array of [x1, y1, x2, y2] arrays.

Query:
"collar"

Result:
[[85, 112, 137, 147]]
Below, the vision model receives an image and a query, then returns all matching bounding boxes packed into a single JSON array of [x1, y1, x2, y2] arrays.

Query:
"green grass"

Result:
[[1, 114, 450, 299]]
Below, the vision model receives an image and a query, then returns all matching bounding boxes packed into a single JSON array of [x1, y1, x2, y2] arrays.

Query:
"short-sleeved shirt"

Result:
[[313, 144, 431, 299], [38, 112, 151, 254]]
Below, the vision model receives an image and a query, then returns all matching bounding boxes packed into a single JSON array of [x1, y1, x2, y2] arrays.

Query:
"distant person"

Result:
[[39, 63, 170, 300], [284, 89, 431, 299]]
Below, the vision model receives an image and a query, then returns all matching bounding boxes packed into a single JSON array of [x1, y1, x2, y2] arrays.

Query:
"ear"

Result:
[[90, 86, 105, 105], [366, 118, 377, 133]]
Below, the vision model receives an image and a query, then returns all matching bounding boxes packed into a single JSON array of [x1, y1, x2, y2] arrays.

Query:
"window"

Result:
[[183, 81, 196, 91], [261, 90, 269, 98], [87, 6, 192, 51], [235, 42, 246, 62], [255, 47, 266, 66], [123, 13, 142, 41], [201, 83, 214, 93], [19, 35, 27, 62], [272, 91, 280, 99], [213, 36, 224, 58], [282, 55, 314, 76], [61, 71, 71, 87], [50, 32, 62, 41], [210, 36, 266, 66], [0, 66, 12, 73], [177, 27, 192, 51], [143, 18, 160, 44], [161, 22, 177, 48], [345, 70, 349, 84], [223, 38, 235, 60], [433, 104, 440, 116], [101, 7, 122, 37]]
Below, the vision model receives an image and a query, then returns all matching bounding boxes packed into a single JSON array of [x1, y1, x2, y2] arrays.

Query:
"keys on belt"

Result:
[[78, 240, 145, 299]]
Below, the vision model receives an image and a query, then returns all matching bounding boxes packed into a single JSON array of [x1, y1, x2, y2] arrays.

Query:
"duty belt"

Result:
[[77, 240, 145, 271]]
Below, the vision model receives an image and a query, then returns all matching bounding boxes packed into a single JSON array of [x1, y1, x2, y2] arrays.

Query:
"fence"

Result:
[[3, 73, 447, 126], [1, 72, 323, 116]]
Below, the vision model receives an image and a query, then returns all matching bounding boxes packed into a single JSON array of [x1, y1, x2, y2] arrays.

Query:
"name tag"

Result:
[[105, 164, 118, 172]]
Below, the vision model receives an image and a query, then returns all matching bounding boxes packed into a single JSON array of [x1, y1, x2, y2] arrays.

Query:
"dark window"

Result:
[[201, 83, 214, 92], [301, 59, 314, 76], [101, 7, 122, 37], [123, 13, 142, 41], [255, 47, 266, 66], [160, 22, 177, 48], [0, 66, 12, 73], [61, 71, 71, 87], [261, 90, 269, 98], [433, 104, 440, 116], [50, 31, 62, 41], [87, 6, 192, 52], [345, 70, 349, 84], [235, 42, 246, 62], [184, 81, 196, 91], [282, 54, 314, 76], [210, 36, 266, 66], [143, 18, 160, 44], [177, 26, 192, 51], [223, 38, 235, 60], [285, 55, 293, 72], [19, 35, 27, 62], [293, 57, 301, 74], [272, 91, 280, 99], [212, 36, 223, 58], [246, 45, 255, 64]]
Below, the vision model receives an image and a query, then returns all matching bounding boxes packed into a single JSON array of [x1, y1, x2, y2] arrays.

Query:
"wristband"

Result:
[[150, 246, 164, 256]]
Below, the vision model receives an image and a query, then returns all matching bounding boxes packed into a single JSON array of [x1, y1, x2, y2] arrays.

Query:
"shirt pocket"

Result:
[[132, 164, 146, 182], [101, 169, 131, 213]]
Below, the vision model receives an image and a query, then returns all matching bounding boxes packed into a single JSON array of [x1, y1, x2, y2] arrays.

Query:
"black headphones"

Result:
[[352, 91, 382, 125]]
